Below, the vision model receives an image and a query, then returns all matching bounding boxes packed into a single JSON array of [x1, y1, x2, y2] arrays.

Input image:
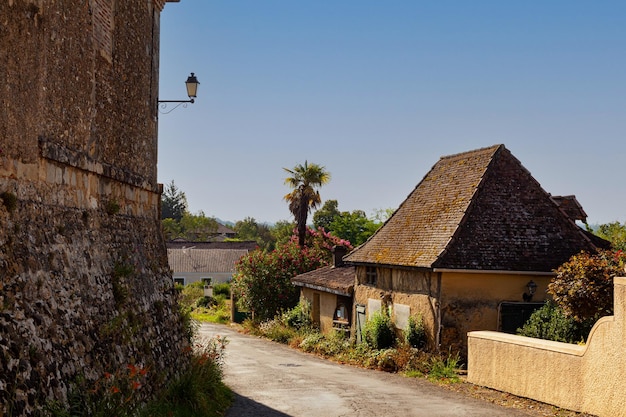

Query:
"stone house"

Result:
[[292, 246, 355, 334], [344, 144, 607, 353]]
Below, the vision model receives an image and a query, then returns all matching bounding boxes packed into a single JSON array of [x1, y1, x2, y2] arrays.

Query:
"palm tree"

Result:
[[283, 161, 331, 247]]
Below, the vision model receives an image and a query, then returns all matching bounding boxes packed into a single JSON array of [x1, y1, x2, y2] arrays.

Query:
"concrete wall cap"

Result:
[[468, 330, 586, 356]]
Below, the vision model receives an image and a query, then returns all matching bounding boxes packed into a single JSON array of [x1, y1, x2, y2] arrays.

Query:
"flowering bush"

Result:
[[231, 227, 351, 321], [48, 363, 149, 417], [548, 249, 626, 323]]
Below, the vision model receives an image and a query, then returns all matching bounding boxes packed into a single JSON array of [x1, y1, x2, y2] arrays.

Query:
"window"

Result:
[[365, 266, 377, 286], [201, 277, 212, 286], [173, 277, 185, 286], [334, 303, 348, 322], [499, 302, 544, 334]]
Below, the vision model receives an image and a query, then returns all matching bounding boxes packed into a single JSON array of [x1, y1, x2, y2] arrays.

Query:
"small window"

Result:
[[173, 277, 185, 286], [365, 266, 377, 286], [201, 277, 212, 286], [334, 303, 348, 322]]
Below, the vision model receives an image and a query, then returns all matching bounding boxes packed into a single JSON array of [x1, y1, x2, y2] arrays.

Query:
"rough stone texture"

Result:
[[0, 1, 187, 415]]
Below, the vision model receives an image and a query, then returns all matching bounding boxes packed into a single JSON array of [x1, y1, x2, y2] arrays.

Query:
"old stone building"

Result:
[[345, 145, 609, 354], [0, 0, 186, 414]]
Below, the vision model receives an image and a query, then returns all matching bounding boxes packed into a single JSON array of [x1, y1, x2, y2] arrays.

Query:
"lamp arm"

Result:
[[158, 99, 195, 104]]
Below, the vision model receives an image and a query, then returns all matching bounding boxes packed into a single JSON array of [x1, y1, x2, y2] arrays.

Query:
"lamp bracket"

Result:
[[157, 99, 195, 114]]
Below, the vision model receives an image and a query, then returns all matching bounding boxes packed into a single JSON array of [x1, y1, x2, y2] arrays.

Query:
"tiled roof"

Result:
[[345, 145, 602, 272], [551, 195, 587, 222], [167, 240, 258, 250], [167, 248, 249, 273], [216, 223, 236, 235], [291, 265, 355, 296]]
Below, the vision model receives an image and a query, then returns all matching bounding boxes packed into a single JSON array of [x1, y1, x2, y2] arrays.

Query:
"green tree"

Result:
[[271, 220, 296, 247], [233, 217, 276, 251], [593, 221, 626, 251], [162, 218, 182, 240], [179, 211, 219, 241], [162, 212, 219, 241], [234, 217, 261, 241], [283, 161, 331, 248], [313, 199, 341, 231], [329, 209, 380, 247], [161, 180, 188, 221], [372, 207, 396, 224]]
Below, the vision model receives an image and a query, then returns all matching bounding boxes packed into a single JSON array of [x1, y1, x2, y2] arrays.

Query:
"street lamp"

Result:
[[184, 72, 199, 100], [158, 72, 200, 113], [523, 280, 538, 302]]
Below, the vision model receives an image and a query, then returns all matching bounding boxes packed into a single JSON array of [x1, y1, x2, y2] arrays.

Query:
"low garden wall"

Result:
[[467, 277, 626, 417]]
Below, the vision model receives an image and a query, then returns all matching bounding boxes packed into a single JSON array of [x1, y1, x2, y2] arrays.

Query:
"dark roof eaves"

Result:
[[345, 260, 434, 272], [291, 281, 353, 297]]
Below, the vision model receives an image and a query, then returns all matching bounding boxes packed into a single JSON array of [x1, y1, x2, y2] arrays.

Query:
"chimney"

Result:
[[332, 245, 348, 267]]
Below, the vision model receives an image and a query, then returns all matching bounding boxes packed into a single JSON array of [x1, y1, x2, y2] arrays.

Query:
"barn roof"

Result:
[[345, 144, 603, 272]]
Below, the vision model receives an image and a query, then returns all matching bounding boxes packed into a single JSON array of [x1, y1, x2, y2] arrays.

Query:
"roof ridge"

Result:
[[438, 144, 504, 161]]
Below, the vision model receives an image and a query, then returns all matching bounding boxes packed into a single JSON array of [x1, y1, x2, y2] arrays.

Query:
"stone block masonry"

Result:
[[1, 0, 187, 414]]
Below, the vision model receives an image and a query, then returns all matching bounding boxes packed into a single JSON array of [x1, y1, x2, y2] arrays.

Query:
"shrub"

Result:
[[299, 332, 325, 353], [231, 227, 352, 321], [48, 336, 231, 417], [212, 282, 231, 299], [315, 330, 350, 357], [373, 348, 398, 372], [258, 319, 297, 344], [178, 282, 204, 309], [141, 336, 232, 417], [196, 296, 215, 309], [397, 346, 433, 376], [363, 310, 396, 350], [548, 250, 625, 323], [105, 200, 120, 215], [517, 302, 593, 343], [404, 315, 427, 349], [428, 352, 461, 383], [282, 298, 312, 330], [0, 191, 17, 213]]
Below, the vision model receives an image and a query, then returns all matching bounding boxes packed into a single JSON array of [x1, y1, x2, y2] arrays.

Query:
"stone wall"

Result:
[[0, 1, 187, 415]]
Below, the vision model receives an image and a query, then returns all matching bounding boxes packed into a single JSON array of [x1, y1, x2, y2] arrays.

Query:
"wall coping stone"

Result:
[[468, 330, 587, 356]]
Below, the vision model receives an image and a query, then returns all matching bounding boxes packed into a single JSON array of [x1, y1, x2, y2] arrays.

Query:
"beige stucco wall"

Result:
[[353, 266, 551, 352], [468, 277, 626, 417], [441, 271, 551, 351], [300, 288, 340, 334]]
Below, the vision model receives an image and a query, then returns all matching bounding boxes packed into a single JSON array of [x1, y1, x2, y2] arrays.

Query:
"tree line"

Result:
[[161, 161, 392, 249]]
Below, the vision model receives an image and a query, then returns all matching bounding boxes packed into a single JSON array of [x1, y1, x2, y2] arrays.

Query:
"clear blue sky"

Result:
[[157, 1, 625, 226]]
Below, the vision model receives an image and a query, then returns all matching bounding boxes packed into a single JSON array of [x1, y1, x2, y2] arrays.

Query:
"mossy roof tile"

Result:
[[345, 144, 603, 272]]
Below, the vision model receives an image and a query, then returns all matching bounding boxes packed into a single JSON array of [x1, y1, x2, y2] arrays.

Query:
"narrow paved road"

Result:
[[198, 323, 534, 417]]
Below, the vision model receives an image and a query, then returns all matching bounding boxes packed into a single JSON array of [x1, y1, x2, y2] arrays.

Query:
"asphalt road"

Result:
[[198, 323, 535, 417]]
